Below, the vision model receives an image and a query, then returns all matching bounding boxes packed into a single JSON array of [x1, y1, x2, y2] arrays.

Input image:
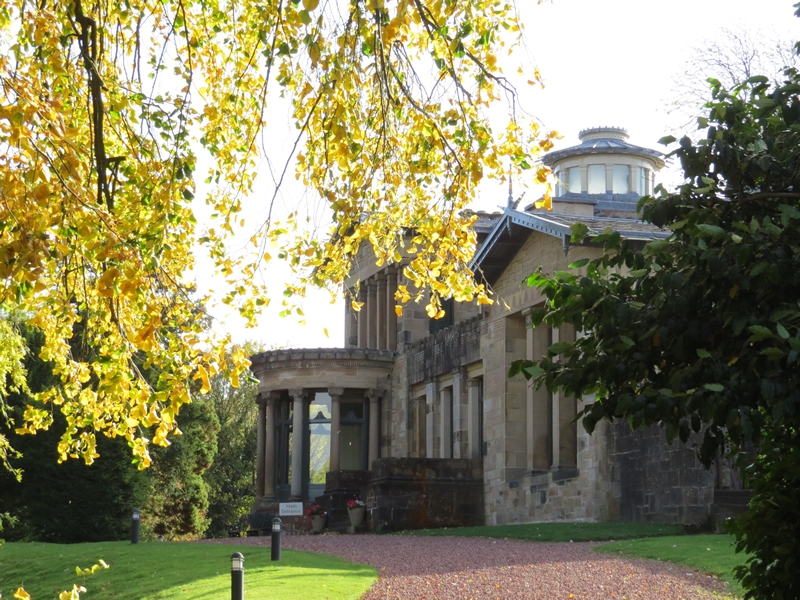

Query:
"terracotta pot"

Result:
[[311, 514, 326, 533], [348, 506, 366, 527]]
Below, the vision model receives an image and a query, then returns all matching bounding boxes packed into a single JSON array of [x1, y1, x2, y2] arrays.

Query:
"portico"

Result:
[[249, 348, 393, 502]]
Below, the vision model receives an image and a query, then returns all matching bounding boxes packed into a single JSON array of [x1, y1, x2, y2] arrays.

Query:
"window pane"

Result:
[[567, 167, 581, 193], [613, 165, 629, 194], [554, 170, 564, 196], [638, 167, 649, 195], [587, 165, 605, 194]]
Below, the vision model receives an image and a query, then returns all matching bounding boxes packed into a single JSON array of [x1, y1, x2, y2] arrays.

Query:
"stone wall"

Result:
[[610, 422, 715, 526], [366, 457, 484, 532], [404, 316, 483, 387], [484, 420, 617, 525]]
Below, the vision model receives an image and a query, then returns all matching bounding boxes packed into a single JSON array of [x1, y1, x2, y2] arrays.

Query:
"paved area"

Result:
[[207, 534, 733, 599]]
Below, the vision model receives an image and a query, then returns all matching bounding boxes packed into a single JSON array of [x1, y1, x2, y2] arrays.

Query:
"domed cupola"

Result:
[[537, 127, 665, 218]]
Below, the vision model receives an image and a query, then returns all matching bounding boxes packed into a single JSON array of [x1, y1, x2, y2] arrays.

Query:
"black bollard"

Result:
[[231, 552, 244, 600], [271, 517, 282, 561], [131, 508, 140, 545]]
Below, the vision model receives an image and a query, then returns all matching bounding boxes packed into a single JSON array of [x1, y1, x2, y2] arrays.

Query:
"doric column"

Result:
[[376, 273, 387, 350], [289, 388, 307, 499], [264, 391, 280, 498], [386, 268, 398, 351], [425, 381, 436, 458], [440, 386, 452, 459], [366, 389, 381, 469], [367, 279, 378, 349], [256, 394, 266, 498], [328, 387, 343, 472], [467, 378, 482, 459], [345, 291, 358, 347], [357, 285, 368, 348]]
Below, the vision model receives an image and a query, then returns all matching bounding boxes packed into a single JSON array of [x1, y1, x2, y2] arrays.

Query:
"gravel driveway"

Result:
[[208, 534, 733, 599]]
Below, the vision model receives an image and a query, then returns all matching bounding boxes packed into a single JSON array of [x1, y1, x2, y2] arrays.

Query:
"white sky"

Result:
[[200, 0, 799, 351]]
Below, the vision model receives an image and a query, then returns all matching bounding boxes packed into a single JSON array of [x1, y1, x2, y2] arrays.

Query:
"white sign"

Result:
[[279, 502, 303, 516]]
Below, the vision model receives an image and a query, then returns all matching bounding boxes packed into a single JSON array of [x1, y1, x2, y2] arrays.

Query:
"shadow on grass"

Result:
[[0, 541, 376, 600]]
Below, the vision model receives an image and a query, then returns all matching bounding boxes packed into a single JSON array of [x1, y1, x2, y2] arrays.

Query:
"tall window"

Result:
[[567, 167, 581, 193], [637, 167, 650, 195], [587, 165, 605, 194], [613, 165, 629, 194]]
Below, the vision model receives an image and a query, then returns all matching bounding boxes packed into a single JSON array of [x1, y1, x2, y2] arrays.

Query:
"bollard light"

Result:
[[230, 552, 244, 600], [271, 517, 282, 562], [131, 508, 140, 545]]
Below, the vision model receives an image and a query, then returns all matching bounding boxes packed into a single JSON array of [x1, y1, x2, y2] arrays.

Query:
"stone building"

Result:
[[249, 127, 731, 531]]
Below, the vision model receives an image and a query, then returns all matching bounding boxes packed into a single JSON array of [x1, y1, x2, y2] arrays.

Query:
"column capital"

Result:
[[467, 377, 482, 390], [364, 388, 382, 402], [451, 367, 466, 379], [328, 387, 344, 398], [267, 390, 282, 402], [256, 393, 266, 407], [288, 388, 307, 399]]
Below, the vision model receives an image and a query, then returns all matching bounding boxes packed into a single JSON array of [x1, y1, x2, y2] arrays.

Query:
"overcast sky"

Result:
[[203, 0, 800, 350]]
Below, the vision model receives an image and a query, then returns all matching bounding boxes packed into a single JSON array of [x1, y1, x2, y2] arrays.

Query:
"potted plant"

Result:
[[306, 504, 326, 533], [346, 498, 366, 528]]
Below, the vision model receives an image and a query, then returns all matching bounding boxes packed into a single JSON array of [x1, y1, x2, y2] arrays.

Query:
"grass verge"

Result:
[[596, 534, 747, 598], [400, 521, 685, 542], [0, 541, 376, 599]]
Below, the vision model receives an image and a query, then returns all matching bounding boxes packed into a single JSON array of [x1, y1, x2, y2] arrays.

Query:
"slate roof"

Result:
[[470, 207, 667, 286], [543, 126, 665, 169]]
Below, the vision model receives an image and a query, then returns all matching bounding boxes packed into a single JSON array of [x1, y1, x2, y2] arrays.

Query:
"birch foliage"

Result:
[[0, 0, 552, 467]]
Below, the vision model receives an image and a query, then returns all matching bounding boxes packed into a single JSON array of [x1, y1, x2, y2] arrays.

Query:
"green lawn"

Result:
[[401, 520, 685, 542], [0, 541, 376, 599], [596, 534, 747, 598]]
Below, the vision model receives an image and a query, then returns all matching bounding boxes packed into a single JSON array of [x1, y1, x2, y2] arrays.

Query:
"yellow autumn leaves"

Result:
[[0, 0, 551, 469], [12, 560, 108, 600]]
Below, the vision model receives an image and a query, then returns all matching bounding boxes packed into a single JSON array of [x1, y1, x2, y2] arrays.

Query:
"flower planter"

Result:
[[347, 506, 366, 528], [311, 514, 326, 533]]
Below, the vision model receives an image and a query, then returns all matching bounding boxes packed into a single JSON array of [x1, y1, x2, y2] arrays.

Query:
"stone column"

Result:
[[526, 311, 550, 473], [467, 378, 482, 459], [452, 369, 466, 459], [425, 381, 436, 458], [440, 386, 452, 459], [329, 387, 343, 472], [367, 279, 378, 349], [366, 389, 381, 469], [345, 290, 358, 347], [386, 268, 398, 351], [264, 391, 279, 498], [289, 388, 306, 499], [376, 273, 387, 349], [256, 394, 266, 498], [357, 286, 368, 348]]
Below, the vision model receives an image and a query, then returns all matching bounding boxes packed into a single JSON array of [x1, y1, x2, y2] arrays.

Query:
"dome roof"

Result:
[[542, 126, 665, 169]]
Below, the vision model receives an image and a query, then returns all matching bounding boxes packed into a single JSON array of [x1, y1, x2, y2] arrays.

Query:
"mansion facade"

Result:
[[249, 128, 739, 531]]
